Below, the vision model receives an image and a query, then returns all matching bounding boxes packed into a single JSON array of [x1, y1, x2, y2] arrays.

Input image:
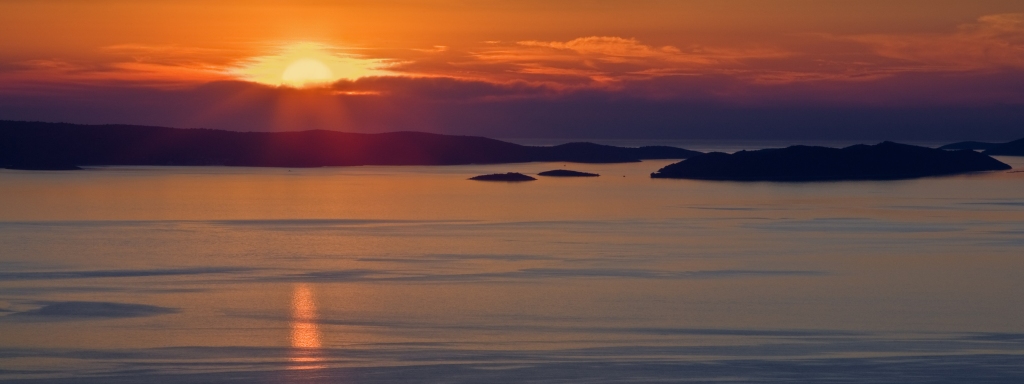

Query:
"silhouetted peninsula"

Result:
[[651, 142, 1011, 181], [470, 173, 536, 182], [0, 121, 701, 169], [538, 170, 599, 177]]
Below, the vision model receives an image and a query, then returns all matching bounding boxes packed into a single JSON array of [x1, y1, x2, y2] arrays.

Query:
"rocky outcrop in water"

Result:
[[537, 170, 599, 177], [469, 173, 537, 182]]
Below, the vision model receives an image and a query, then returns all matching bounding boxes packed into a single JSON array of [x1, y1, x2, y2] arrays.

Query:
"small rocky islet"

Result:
[[537, 170, 600, 177], [469, 172, 537, 182]]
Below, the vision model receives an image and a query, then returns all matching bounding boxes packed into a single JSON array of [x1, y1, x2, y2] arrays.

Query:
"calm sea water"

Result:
[[1, 149, 1023, 383]]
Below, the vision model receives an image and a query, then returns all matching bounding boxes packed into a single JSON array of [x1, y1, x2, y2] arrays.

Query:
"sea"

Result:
[[1, 141, 1023, 383]]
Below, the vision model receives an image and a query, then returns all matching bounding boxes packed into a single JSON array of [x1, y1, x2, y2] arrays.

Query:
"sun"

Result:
[[234, 42, 390, 88], [281, 59, 334, 87]]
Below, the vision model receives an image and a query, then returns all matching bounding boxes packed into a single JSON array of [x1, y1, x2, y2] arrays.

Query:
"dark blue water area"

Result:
[[2, 343, 1023, 383]]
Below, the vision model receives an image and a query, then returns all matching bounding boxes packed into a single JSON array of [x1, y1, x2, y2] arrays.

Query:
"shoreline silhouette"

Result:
[[0, 120, 700, 170]]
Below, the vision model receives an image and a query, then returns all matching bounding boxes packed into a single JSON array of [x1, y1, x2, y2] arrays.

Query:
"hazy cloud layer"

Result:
[[850, 14, 1024, 73], [7, 14, 1024, 94], [2, 15, 1024, 139], [3, 76, 1023, 139]]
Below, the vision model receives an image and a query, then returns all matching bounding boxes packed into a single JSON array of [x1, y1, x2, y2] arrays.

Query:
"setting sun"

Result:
[[234, 42, 390, 88], [281, 59, 334, 87]]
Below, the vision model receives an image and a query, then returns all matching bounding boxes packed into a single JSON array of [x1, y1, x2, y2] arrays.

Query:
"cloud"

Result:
[[470, 36, 789, 86], [4, 23, 1024, 139], [0, 59, 232, 92], [412, 45, 449, 53], [848, 13, 1024, 73], [461, 16, 1024, 89], [99, 43, 242, 66], [4, 75, 1024, 139], [513, 36, 785, 66], [4, 17, 1024, 104], [331, 76, 558, 100], [518, 37, 685, 60], [0, 42, 397, 92]]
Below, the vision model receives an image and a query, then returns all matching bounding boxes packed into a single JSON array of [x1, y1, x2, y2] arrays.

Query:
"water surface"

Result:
[[1, 155, 1023, 383]]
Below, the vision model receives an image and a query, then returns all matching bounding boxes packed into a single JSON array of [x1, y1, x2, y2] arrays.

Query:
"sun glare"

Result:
[[281, 59, 334, 87], [235, 42, 389, 88]]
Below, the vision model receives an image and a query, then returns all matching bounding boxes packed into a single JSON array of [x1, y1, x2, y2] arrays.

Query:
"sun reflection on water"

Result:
[[289, 283, 324, 370]]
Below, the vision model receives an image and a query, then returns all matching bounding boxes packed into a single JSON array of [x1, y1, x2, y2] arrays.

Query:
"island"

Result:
[[940, 137, 1024, 156], [469, 173, 537, 182], [650, 141, 1011, 181], [982, 137, 1024, 156], [939, 137, 1024, 156], [0, 120, 701, 169], [939, 141, 999, 151], [2, 162, 82, 171], [537, 170, 599, 177]]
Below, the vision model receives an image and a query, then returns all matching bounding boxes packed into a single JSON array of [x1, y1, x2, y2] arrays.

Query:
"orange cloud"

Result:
[[467, 15, 1024, 87], [0, 59, 232, 93], [848, 13, 1024, 73], [514, 36, 785, 65], [4, 14, 1024, 105], [464, 36, 791, 87], [518, 37, 684, 60]]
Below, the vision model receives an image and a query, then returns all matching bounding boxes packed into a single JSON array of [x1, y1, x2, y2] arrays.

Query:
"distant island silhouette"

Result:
[[0, 121, 701, 170], [3, 162, 82, 171], [939, 141, 1000, 151], [651, 142, 1011, 181], [538, 170, 599, 177], [470, 172, 537, 182], [941, 137, 1024, 156]]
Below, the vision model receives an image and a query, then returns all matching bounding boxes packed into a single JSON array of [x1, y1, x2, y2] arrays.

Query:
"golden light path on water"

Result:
[[289, 283, 324, 370]]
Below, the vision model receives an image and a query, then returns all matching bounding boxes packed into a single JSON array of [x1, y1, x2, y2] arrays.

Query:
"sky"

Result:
[[2, 0, 1024, 140]]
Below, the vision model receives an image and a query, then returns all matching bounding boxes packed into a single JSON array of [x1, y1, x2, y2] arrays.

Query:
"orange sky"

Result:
[[2, 1, 1024, 139]]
